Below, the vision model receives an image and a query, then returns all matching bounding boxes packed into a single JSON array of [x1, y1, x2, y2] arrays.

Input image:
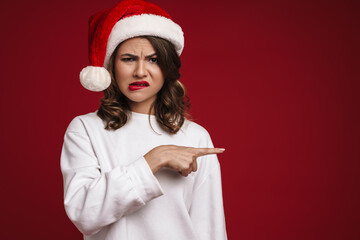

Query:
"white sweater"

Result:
[[60, 111, 227, 240]]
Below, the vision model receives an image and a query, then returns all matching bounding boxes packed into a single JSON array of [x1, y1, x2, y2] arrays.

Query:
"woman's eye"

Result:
[[149, 58, 158, 63], [121, 58, 134, 62]]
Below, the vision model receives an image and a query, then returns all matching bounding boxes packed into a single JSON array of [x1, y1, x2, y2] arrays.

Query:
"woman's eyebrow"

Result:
[[119, 53, 157, 58], [119, 53, 137, 58], [145, 53, 157, 58]]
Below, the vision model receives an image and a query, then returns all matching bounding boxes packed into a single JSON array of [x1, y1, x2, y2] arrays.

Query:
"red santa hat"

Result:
[[80, 0, 184, 92]]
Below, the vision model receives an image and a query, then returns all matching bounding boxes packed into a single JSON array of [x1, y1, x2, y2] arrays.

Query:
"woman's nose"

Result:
[[134, 60, 147, 78]]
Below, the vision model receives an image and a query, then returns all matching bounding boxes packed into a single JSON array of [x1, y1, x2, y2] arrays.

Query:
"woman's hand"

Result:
[[144, 145, 225, 176]]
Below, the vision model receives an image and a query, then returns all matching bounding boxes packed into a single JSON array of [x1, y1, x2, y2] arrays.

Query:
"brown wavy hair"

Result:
[[97, 36, 190, 134]]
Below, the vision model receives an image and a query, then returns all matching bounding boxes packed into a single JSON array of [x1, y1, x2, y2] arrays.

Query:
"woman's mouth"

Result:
[[128, 81, 149, 91]]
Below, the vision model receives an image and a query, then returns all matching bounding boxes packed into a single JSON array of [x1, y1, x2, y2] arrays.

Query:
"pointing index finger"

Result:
[[194, 148, 225, 157]]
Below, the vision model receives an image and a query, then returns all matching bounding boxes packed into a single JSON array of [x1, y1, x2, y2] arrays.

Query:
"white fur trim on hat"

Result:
[[79, 66, 111, 92], [104, 14, 184, 69]]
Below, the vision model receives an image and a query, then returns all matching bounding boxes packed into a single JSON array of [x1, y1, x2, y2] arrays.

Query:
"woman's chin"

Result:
[[126, 95, 157, 108]]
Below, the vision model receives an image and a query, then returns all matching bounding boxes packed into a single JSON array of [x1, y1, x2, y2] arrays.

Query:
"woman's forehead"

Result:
[[117, 37, 155, 55]]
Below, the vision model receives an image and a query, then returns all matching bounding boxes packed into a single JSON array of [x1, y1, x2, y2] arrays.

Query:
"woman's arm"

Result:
[[188, 130, 228, 240], [189, 161, 227, 240], [61, 128, 163, 236], [144, 145, 225, 176]]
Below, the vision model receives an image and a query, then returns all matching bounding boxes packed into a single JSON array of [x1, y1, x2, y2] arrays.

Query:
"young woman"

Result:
[[60, 0, 227, 239]]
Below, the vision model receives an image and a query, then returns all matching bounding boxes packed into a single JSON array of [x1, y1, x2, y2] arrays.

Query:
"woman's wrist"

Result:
[[144, 150, 166, 174]]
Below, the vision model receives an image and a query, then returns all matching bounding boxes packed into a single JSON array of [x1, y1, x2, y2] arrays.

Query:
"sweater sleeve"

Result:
[[60, 121, 164, 236], [189, 129, 227, 240]]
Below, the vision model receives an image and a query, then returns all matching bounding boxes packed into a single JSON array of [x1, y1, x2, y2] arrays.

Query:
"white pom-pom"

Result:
[[79, 66, 111, 92]]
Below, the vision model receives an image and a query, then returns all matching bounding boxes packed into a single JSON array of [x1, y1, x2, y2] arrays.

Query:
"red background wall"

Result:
[[1, 0, 359, 239]]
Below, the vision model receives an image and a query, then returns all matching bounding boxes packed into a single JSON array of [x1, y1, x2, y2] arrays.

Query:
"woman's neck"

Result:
[[128, 101, 155, 115]]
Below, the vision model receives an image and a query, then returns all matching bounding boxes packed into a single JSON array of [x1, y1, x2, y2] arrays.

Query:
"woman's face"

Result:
[[114, 37, 164, 114]]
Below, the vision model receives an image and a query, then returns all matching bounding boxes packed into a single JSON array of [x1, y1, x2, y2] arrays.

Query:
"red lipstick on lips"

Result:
[[128, 81, 150, 91]]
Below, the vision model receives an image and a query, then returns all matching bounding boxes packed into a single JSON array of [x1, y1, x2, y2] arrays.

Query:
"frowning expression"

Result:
[[114, 37, 164, 113]]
